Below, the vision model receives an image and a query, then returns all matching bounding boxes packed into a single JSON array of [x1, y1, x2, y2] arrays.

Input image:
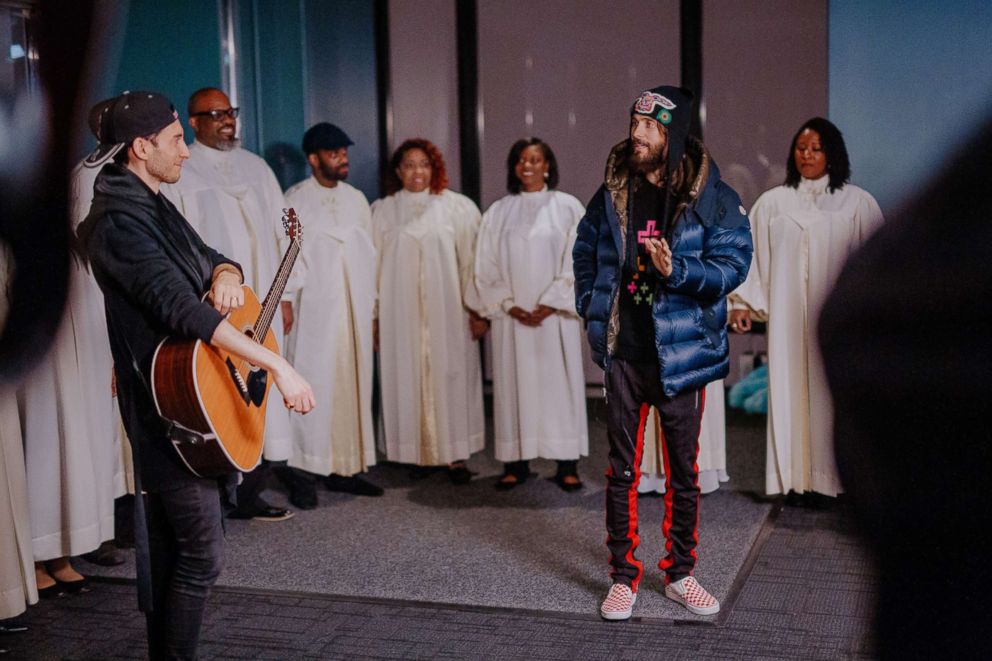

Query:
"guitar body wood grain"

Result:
[[152, 285, 278, 476]]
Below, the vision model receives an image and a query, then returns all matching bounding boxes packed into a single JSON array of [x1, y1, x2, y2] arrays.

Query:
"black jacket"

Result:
[[78, 164, 242, 491]]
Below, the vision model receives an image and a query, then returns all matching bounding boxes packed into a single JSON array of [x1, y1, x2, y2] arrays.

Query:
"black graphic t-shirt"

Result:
[[615, 179, 666, 363]]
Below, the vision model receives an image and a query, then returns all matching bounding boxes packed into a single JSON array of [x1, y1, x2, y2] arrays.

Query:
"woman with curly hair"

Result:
[[729, 117, 883, 499], [371, 139, 488, 484]]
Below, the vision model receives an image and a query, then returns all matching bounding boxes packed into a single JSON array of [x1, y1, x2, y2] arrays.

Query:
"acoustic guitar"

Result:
[[151, 209, 302, 477]]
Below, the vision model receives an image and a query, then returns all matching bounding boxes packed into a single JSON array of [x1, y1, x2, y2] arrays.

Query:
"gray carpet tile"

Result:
[[1, 502, 878, 660], [2, 399, 880, 659], [78, 396, 771, 620], [78, 482, 769, 621]]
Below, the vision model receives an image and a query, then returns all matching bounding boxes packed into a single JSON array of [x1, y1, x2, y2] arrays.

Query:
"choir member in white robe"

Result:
[[729, 118, 883, 497], [17, 148, 127, 593], [67, 152, 131, 566], [371, 139, 486, 483], [1, 246, 38, 616], [475, 138, 588, 490], [163, 88, 292, 520], [638, 379, 728, 495], [280, 123, 380, 505]]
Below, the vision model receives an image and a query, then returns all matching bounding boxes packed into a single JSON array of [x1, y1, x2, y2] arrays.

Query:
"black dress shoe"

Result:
[[228, 504, 295, 522], [325, 474, 384, 497], [290, 481, 318, 510], [82, 541, 126, 566]]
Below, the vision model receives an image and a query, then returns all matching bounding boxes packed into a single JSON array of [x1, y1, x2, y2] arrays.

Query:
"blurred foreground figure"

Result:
[[819, 118, 992, 660]]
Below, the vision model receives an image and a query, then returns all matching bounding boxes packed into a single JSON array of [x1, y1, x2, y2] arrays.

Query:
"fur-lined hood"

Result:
[[603, 136, 711, 235]]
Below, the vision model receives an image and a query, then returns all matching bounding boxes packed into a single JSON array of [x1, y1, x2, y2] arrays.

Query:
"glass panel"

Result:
[[0, 6, 37, 100]]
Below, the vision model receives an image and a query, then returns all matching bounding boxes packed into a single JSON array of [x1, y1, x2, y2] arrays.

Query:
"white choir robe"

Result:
[[19, 262, 118, 561], [730, 176, 883, 496], [371, 189, 485, 465], [16, 164, 120, 564], [283, 178, 376, 476], [1, 250, 37, 618], [164, 141, 292, 461], [475, 189, 588, 462], [72, 160, 131, 497], [638, 380, 728, 494]]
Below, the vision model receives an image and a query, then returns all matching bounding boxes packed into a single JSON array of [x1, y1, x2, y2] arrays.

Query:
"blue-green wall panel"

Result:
[[829, 0, 992, 211], [112, 0, 222, 127], [248, 0, 307, 189], [303, 0, 380, 199]]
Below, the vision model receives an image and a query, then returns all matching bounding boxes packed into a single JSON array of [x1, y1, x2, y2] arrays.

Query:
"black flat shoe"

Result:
[[82, 541, 126, 567], [54, 577, 90, 594], [325, 474, 384, 497], [554, 473, 584, 492], [408, 465, 435, 480], [0, 621, 28, 635], [290, 482, 318, 510], [495, 474, 521, 490], [228, 504, 295, 521], [447, 464, 474, 485], [37, 584, 64, 599]]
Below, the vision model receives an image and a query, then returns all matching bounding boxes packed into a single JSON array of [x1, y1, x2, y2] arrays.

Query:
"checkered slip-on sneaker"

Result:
[[600, 583, 636, 621], [664, 576, 720, 615]]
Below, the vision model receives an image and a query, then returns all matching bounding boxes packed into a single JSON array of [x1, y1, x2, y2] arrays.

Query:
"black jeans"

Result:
[[145, 476, 226, 661], [604, 358, 703, 591]]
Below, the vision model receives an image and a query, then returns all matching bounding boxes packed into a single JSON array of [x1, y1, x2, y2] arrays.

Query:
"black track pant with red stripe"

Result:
[[604, 358, 704, 592]]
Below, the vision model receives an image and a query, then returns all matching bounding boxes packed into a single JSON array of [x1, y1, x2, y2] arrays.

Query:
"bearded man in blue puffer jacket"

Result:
[[574, 86, 752, 621]]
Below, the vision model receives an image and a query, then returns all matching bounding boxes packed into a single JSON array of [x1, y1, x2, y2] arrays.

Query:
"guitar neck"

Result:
[[254, 239, 301, 341]]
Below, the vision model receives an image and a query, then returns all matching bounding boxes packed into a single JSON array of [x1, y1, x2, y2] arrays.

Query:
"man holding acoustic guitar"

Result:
[[78, 91, 314, 660]]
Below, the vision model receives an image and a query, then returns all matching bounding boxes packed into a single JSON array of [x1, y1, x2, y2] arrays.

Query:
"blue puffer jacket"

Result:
[[573, 138, 753, 396]]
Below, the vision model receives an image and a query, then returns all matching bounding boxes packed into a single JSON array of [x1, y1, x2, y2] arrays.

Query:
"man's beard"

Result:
[[147, 155, 181, 184], [628, 139, 666, 174], [215, 137, 241, 152], [319, 162, 348, 182]]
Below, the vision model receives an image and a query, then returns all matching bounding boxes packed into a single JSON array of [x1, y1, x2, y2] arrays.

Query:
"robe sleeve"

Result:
[[855, 189, 885, 241], [663, 181, 753, 302], [474, 201, 514, 318], [370, 198, 385, 320], [449, 192, 484, 314], [727, 191, 772, 320], [86, 213, 227, 343], [537, 195, 583, 317]]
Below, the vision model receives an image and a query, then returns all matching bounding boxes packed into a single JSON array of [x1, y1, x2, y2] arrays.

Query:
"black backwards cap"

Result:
[[631, 85, 695, 175], [84, 91, 179, 168], [302, 122, 354, 155]]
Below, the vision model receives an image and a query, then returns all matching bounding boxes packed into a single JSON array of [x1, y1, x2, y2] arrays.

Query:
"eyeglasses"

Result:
[[191, 107, 240, 121]]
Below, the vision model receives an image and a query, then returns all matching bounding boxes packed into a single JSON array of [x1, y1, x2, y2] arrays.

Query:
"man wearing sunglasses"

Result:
[[163, 87, 295, 522]]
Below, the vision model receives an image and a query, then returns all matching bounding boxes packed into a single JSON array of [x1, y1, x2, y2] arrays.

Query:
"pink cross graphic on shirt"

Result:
[[637, 220, 661, 245], [627, 281, 637, 293]]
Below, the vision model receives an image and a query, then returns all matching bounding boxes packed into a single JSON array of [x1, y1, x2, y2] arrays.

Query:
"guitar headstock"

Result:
[[282, 208, 303, 244]]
